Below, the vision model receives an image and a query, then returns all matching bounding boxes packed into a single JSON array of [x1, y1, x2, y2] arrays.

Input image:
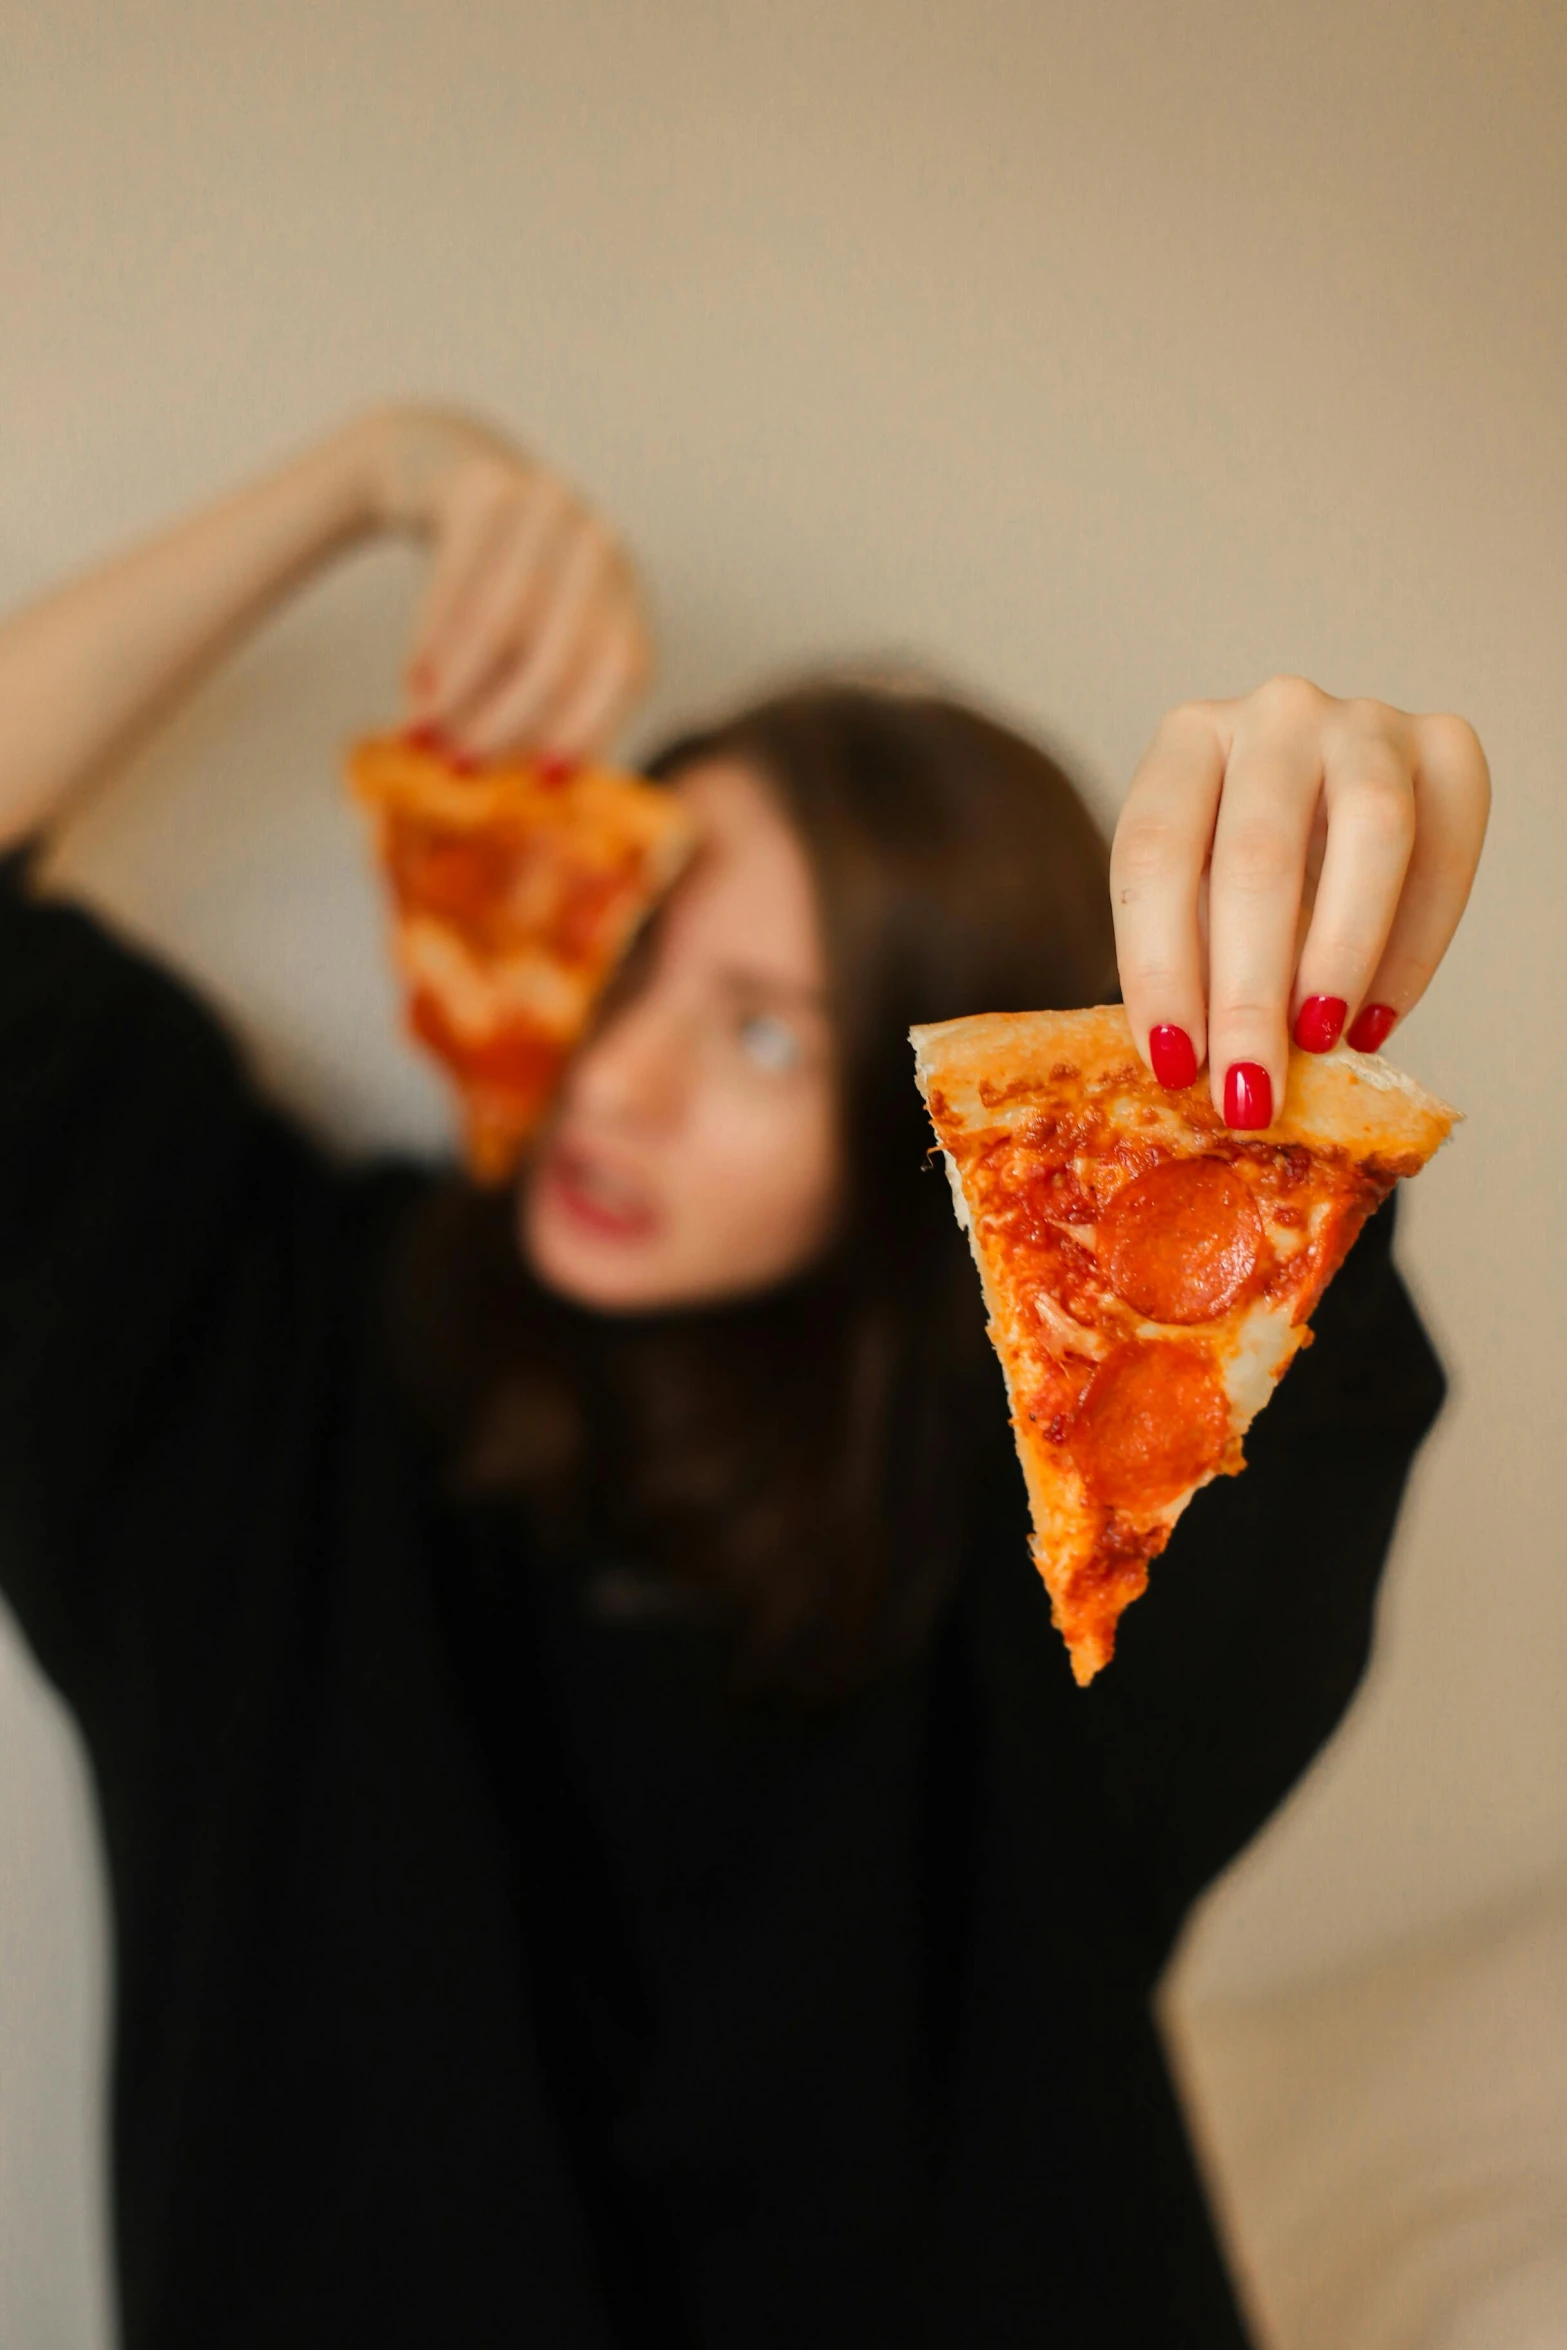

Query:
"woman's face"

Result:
[[519, 758, 842, 1313]]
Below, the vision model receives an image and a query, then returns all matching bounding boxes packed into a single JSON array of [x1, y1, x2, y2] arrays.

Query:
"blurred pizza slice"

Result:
[[911, 1006, 1458, 1685], [348, 732, 693, 1184]]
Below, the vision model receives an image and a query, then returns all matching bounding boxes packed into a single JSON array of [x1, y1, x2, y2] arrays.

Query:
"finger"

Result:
[[1289, 723, 1416, 1050], [462, 593, 631, 766], [404, 475, 521, 709], [419, 481, 576, 727], [1205, 727, 1322, 1126], [532, 631, 643, 766], [460, 622, 597, 764], [1345, 711, 1491, 1051], [453, 518, 614, 759], [536, 579, 652, 759], [1111, 704, 1227, 1088]]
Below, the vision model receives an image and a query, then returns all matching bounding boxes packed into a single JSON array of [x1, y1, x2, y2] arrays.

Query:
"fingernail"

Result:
[[1293, 995, 1347, 1053], [405, 722, 443, 753], [1149, 1023, 1199, 1090], [535, 753, 579, 789], [1224, 1061, 1272, 1130], [1346, 1002, 1397, 1053], [449, 747, 482, 777]]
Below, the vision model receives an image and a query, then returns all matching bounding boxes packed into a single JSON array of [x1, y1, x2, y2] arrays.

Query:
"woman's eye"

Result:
[[737, 1012, 803, 1075]]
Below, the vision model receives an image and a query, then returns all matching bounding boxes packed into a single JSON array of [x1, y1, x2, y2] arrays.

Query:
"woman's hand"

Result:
[[368, 404, 654, 768], [1110, 676, 1490, 1127]]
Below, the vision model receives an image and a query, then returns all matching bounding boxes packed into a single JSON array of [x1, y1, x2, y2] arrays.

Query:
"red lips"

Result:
[[543, 1143, 660, 1241]]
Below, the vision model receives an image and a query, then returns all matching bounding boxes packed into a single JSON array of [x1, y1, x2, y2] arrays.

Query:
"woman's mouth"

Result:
[[542, 1142, 661, 1241]]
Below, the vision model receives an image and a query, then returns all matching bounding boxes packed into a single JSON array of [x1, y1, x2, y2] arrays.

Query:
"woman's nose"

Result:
[[567, 991, 688, 1130]]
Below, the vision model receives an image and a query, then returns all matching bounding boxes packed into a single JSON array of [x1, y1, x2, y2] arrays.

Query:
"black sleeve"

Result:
[[1070, 1193, 1447, 1964], [0, 839, 356, 1692]]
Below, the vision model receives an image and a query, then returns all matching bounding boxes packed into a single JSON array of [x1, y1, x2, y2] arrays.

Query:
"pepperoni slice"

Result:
[[387, 821, 519, 935], [1068, 1341, 1230, 1511], [1098, 1157, 1263, 1325]]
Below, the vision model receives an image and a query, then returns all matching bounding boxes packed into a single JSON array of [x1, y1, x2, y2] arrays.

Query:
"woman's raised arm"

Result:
[[0, 403, 654, 855], [0, 416, 384, 852]]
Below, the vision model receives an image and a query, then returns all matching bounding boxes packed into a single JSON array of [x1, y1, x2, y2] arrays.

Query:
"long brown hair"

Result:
[[389, 678, 1117, 1700]]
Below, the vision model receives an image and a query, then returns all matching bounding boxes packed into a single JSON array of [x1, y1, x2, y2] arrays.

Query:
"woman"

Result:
[[0, 405, 1488, 2349]]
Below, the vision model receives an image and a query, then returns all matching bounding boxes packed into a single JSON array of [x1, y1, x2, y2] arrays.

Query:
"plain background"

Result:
[[1, 2, 1563, 2339]]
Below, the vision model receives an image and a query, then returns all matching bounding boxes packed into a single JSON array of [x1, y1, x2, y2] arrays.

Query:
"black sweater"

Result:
[[0, 847, 1446, 2349]]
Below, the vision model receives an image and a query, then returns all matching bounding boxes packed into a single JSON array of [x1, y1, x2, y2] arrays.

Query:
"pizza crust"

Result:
[[911, 1005, 1458, 1169]]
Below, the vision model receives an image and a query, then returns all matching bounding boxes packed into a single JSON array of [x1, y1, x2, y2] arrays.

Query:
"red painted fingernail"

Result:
[[1224, 1061, 1272, 1130], [1346, 1001, 1396, 1053], [535, 753, 579, 789], [1149, 1023, 1199, 1090], [1293, 994, 1347, 1053], [449, 748, 482, 776], [405, 722, 443, 752]]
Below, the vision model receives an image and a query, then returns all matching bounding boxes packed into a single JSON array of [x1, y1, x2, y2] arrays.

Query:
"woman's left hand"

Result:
[[1110, 675, 1490, 1127]]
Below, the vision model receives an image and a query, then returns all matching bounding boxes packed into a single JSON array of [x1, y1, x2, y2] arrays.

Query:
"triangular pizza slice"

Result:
[[911, 1006, 1458, 1685], [348, 732, 693, 1184]]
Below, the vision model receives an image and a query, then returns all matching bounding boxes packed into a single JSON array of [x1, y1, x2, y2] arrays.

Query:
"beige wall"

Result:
[[2, 2, 1564, 2336]]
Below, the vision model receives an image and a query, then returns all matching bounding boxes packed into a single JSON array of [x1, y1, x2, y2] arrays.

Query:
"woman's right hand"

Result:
[[367, 405, 655, 769], [1111, 677, 1489, 1124]]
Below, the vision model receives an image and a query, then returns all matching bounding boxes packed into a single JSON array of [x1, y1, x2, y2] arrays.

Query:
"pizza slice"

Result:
[[348, 732, 693, 1184], [910, 1006, 1458, 1685]]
